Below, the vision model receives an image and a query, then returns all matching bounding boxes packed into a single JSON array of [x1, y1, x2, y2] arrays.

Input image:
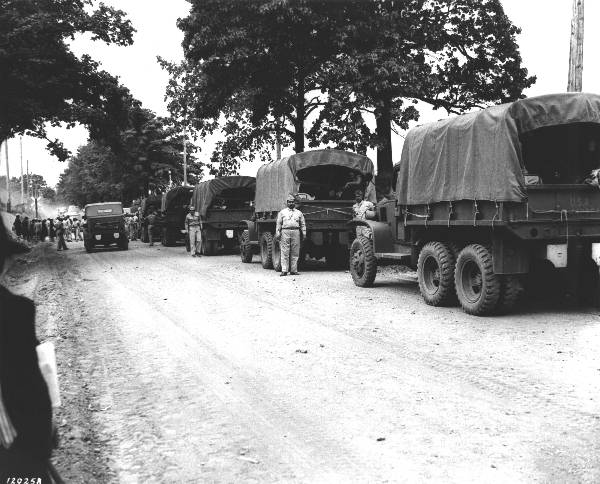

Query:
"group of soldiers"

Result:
[[11, 213, 84, 251], [123, 212, 141, 242]]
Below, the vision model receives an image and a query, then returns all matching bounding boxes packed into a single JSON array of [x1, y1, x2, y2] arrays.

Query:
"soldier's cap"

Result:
[[189, 205, 195, 210], [286, 194, 296, 202], [0, 212, 29, 256]]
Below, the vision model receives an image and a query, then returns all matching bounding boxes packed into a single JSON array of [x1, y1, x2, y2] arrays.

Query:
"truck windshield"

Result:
[[520, 123, 600, 184], [209, 187, 254, 209], [86, 204, 123, 216], [297, 165, 368, 200]]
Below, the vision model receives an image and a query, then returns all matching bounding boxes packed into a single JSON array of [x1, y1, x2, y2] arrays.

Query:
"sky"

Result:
[[0, 0, 594, 188]]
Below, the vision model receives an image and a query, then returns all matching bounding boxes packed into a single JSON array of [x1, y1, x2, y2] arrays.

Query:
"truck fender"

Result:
[[348, 219, 394, 254], [240, 220, 258, 244]]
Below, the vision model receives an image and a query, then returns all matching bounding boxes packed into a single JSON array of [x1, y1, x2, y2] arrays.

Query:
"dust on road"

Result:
[[4, 240, 600, 483]]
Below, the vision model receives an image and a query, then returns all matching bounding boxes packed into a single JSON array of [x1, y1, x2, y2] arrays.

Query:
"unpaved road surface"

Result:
[[4, 239, 600, 483]]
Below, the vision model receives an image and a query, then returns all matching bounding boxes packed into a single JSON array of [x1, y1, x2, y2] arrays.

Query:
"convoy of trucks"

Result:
[[84, 92, 600, 315]]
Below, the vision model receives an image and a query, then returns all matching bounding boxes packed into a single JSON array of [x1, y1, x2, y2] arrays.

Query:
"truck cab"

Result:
[[83, 202, 128, 252]]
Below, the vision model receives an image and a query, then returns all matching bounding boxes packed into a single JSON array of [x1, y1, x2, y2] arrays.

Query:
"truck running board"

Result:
[[375, 252, 411, 263]]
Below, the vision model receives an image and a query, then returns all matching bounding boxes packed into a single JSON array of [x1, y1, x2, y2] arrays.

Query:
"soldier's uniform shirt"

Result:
[[276, 207, 306, 273], [185, 213, 201, 227], [276, 208, 306, 236], [353, 200, 375, 220], [353, 200, 375, 237]]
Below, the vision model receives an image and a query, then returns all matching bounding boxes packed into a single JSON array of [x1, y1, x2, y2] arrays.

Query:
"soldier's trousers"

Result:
[[189, 226, 201, 255], [280, 228, 301, 273], [148, 225, 154, 246], [57, 233, 67, 250]]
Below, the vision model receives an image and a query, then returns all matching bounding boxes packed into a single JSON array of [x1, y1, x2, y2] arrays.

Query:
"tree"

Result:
[[175, 0, 369, 172], [173, 0, 534, 187], [57, 106, 204, 205], [0, 0, 135, 159], [312, 0, 535, 191]]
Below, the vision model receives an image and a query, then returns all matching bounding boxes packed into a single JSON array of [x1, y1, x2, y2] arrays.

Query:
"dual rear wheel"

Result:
[[418, 242, 523, 315]]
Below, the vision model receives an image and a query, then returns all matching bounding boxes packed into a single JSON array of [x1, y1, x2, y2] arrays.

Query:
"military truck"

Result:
[[139, 195, 163, 243], [82, 202, 128, 252], [241, 149, 374, 270], [349, 93, 600, 315], [160, 186, 194, 246], [188, 176, 256, 255]]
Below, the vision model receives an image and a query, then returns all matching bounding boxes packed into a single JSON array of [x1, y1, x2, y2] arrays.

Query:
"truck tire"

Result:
[[455, 244, 500, 316], [260, 232, 274, 269], [119, 237, 129, 250], [240, 230, 253, 263], [496, 275, 524, 314], [417, 241, 457, 306], [161, 227, 176, 247], [350, 235, 377, 287], [185, 233, 190, 252], [272, 238, 282, 272], [141, 226, 148, 243], [84, 241, 93, 253], [202, 239, 218, 256]]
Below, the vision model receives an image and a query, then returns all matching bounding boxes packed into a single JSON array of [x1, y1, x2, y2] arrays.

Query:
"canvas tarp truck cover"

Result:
[[255, 149, 374, 212], [161, 186, 193, 212], [396, 93, 600, 205], [190, 176, 256, 217]]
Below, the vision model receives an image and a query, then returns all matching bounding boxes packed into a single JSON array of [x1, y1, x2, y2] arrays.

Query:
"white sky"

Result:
[[0, 0, 592, 188]]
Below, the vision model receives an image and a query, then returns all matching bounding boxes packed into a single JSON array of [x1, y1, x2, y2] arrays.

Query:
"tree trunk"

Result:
[[375, 98, 393, 194], [294, 76, 305, 153]]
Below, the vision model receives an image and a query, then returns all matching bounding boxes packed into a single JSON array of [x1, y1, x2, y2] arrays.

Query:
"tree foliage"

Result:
[[57, 107, 203, 205], [171, 0, 534, 183], [0, 0, 135, 159]]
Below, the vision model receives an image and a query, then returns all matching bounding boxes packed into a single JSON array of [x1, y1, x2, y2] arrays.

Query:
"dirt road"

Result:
[[4, 240, 600, 483]]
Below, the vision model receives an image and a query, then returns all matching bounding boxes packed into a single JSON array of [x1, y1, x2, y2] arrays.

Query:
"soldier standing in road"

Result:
[[185, 205, 202, 257], [275, 194, 306, 276], [352, 189, 376, 237], [12, 214, 22, 239], [55, 217, 68, 251], [146, 207, 157, 247]]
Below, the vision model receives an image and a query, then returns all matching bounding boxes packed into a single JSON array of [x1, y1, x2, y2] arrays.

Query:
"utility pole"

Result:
[[567, 0, 584, 92], [26, 159, 30, 209], [276, 130, 282, 161], [4, 140, 10, 212], [182, 125, 188, 186], [20, 136, 24, 205]]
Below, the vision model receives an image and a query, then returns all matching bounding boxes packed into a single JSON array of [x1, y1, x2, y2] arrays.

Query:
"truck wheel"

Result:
[[185, 233, 190, 252], [455, 244, 500, 315], [417, 241, 457, 306], [141, 227, 148, 243], [272, 238, 282, 272], [202, 239, 218, 256], [260, 233, 274, 269], [496, 275, 524, 314], [119, 238, 129, 250], [350, 235, 377, 287], [240, 230, 253, 263], [84, 241, 93, 253]]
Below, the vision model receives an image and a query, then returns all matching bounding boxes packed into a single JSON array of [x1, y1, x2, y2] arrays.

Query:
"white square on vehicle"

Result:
[[226, 230, 234, 238], [546, 244, 567, 268], [592, 243, 600, 266], [114, 233, 120, 238], [95, 235, 101, 240]]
